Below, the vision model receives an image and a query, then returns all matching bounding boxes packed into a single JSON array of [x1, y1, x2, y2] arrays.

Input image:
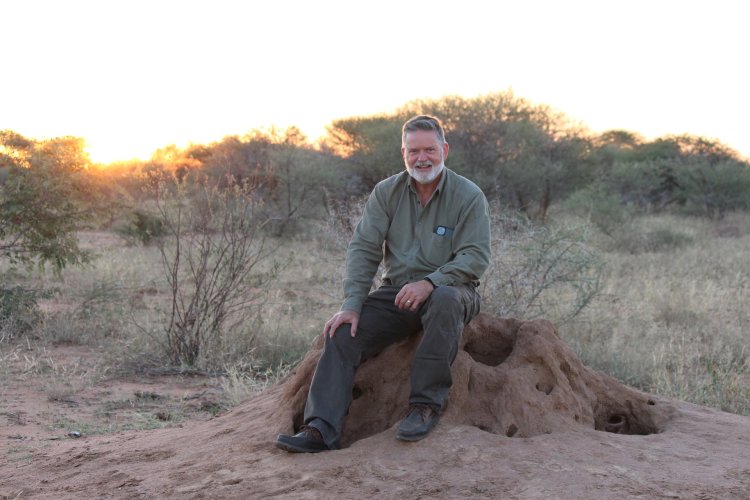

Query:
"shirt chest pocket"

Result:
[[426, 225, 454, 257]]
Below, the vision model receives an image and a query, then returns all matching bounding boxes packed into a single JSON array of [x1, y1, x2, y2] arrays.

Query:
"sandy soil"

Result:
[[2, 314, 750, 499], [0, 342, 224, 482]]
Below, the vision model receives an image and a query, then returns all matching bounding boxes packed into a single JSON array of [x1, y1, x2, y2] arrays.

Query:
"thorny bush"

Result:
[[481, 211, 602, 322], [143, 176, 277, 366]]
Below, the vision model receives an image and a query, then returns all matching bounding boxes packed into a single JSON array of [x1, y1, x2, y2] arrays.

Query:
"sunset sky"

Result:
[[2, 0, 748, 163]]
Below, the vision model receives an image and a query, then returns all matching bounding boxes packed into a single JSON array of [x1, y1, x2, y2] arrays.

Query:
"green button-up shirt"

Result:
[[341, 168, 491, 313]]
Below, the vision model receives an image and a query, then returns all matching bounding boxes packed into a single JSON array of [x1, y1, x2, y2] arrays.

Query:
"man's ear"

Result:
[[442, 141, 450, 160]]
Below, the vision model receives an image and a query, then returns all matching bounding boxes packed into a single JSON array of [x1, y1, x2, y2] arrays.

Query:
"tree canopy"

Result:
[[3, 91, 749, 262], [0, 131, 96, 271]]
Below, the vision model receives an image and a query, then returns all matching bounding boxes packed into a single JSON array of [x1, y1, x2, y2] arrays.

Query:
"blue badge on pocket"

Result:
[[434, 225, 453, 237]]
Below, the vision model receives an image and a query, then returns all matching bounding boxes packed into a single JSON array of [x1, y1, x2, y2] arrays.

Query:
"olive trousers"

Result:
[[304, 283, 481, 449]]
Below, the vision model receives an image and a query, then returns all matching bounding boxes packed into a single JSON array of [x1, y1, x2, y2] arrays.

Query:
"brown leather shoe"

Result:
[[275, 425, 329, 453], [396, 404, 440, 441]]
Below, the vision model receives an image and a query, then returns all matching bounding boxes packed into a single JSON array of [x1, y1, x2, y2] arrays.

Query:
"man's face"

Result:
[[402, 129, 449, 185]]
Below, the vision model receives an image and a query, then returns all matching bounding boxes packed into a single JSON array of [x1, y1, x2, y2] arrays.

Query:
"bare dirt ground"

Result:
[[0, 341, 224, 477], [2, 314, 750, 499]]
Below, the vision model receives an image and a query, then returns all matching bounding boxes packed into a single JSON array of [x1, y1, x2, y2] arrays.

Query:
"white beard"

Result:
[[408, 161, 445, 185]]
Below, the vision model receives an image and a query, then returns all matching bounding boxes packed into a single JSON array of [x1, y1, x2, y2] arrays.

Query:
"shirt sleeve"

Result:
[[340, 184, 390, 313], [425, 190, 491, 287]]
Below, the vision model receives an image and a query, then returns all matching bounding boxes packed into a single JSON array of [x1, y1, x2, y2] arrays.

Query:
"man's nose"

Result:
[[417, 151, 428, 161]]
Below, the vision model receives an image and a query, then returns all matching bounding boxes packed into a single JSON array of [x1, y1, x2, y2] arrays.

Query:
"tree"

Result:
[[678, 161, 750, 218], [322, 115, 404, 190], [0, 131, 94, 272], [180, 128, 338, 237], [262, 127, 339, 236], [587, 133, 749, 214], [400, 91, 591, 219]]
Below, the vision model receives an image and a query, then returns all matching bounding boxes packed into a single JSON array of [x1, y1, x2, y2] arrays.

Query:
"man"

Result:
[[275, 115, 491, 453]]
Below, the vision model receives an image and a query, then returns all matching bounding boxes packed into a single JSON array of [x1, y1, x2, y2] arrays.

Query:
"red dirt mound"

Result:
[[3, 313, 750, 499], [273, 313, 671, 447]]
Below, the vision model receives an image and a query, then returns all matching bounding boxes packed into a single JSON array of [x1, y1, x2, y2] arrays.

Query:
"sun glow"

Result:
[[2, 1, 749, 163], [84, 139, 155, 165]]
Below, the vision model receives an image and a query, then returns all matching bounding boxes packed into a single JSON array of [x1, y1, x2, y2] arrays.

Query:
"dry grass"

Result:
[[562, 212, 750, 414], [2, 212, 749, 416], [2, 227, 336, 375]]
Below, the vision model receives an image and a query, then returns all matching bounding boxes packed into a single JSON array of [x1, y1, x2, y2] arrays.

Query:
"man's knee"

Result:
[[322, 323, 364, 362], [322, 324, 348, 349], [422, 284, 479, 329], [427, 286, 463, 312]]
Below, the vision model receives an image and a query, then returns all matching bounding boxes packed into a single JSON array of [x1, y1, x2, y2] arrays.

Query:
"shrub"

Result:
[[482, 211, 602, 322], [145, 176, 278, 367], [116, 210, 166, 245], [565, 183, 631, 237], [0, 285, 44, 339]]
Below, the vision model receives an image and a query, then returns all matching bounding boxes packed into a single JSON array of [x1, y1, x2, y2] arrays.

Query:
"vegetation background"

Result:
[[2, 92, 749, 440]]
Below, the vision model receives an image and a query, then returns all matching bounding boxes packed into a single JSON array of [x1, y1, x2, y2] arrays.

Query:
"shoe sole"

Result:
[[396, 432, 429, 442], [275, 436, 328, 454]]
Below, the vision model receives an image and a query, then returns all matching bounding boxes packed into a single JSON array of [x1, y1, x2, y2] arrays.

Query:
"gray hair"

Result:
[[402, 115, 446, 146]]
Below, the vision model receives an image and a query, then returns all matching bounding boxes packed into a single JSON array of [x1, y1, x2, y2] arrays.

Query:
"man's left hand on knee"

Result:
[[395, 279, 435, 312]]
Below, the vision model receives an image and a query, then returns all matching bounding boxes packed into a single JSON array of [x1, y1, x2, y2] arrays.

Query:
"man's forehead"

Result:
[[403, 129, 442, 147]]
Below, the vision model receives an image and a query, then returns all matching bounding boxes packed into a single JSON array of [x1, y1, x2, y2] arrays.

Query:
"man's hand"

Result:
[[395, 280, 435, 312], [323, 310, 360, 338]]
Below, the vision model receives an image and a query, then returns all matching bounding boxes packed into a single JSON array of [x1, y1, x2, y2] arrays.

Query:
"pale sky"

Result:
[[2, 0, 748, 163]]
